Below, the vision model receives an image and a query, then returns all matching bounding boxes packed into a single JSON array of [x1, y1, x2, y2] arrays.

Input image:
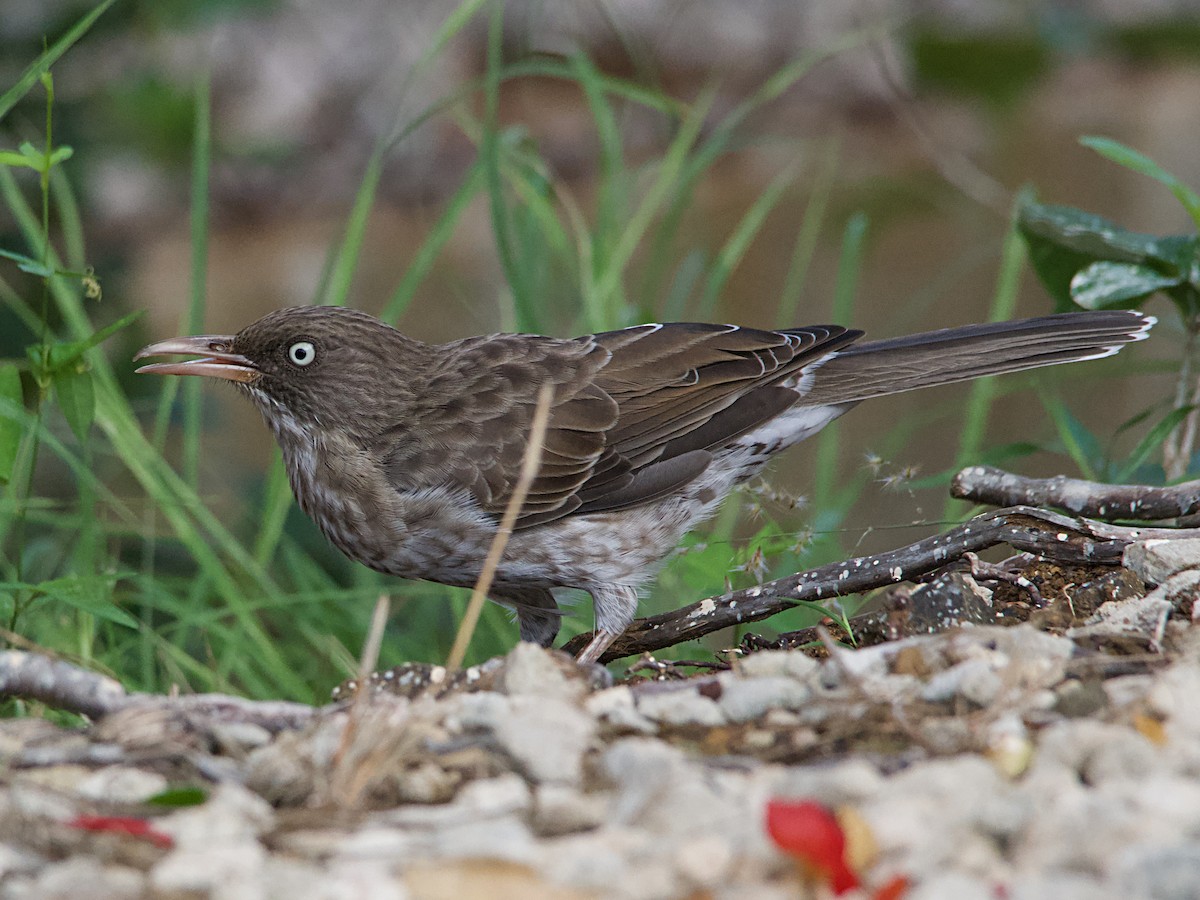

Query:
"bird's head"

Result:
[[135, 306, 428, 439]]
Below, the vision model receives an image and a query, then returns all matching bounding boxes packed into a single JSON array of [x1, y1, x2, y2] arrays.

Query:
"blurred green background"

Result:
[[1, 0, 1196, 703]]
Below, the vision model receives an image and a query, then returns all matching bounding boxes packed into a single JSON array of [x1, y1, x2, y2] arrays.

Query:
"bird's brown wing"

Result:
[[382, 324, 858, 528], [380, 332, 617, 527], [573, 323, 859, 516]]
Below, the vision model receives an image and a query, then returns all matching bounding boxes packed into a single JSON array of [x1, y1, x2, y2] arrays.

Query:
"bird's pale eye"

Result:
[[287, 341, 317, 367]]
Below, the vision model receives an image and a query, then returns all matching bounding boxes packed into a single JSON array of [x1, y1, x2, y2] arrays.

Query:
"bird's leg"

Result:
[[576, 630, 619, 664], [498, 587, 563, 647], [576, 583, 639, 664]]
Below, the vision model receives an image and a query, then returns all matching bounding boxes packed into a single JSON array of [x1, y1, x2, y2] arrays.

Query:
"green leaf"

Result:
[[146, 786, 208, 808], [32, 575, 137, 628], [0, 364, 22, 484], [1150, 233, 1200, 276], [911, 31, 1050, 108], [43, 311, 145, 371], [1070, 260, 1181, 309], [9, 141, 68, 175], [0, 247, 54, 277], [48, 146, 74, 167], [1018, 200, 1195, 310], [0, 149, 35, 168], [54, 365, 95, 443], [1082, 135, 1200, 230], [1019, 202, 1163, 262]]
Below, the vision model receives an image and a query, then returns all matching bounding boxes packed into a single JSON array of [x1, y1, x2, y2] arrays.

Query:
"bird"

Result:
[[135, 306, 1154, 663]]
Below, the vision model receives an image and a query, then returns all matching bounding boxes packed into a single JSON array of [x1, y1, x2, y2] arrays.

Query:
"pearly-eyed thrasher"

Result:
[[136, 307, 1153, 663]]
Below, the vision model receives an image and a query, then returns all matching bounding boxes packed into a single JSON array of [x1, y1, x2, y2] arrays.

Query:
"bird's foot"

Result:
[[575, 629, 619, 665]]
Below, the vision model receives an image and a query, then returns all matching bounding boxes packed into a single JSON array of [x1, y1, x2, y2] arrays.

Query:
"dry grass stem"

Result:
[[445, 383, 554, 670]]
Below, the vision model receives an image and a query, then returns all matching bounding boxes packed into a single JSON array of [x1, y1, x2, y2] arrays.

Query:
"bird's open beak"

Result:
[[134, 335, 260, 384]]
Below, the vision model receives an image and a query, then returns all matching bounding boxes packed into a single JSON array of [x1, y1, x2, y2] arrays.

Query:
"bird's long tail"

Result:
[[804, 309, 1154, 405]]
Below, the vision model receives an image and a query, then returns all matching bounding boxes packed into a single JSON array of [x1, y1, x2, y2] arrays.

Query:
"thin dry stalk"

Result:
[[330, 593, 391, 786], [445, 383, 554, 670]]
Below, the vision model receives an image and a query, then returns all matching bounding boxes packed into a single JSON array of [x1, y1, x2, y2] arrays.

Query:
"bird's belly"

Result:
[[312, 485, 499, 586], [290, 403, 852, 591]]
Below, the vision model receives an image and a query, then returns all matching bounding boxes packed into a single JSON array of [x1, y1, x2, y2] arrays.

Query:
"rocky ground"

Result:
[[2, 536, 1200, 899]]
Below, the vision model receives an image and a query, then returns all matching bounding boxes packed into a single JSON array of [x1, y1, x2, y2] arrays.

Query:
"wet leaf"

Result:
[[1019, 203, 1163, 264], [1018, 201, 1197, 311], [1069, 261, 1181, 309]]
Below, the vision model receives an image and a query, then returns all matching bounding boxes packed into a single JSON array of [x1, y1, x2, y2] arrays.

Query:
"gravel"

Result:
[[3, 549, 1200, 898]]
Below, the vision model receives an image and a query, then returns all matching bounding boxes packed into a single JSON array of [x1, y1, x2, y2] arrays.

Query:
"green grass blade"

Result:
[[640, 29, 877, 308], [315, 0, 491, 311], [251, 453, 292, 567], [661, 250, 706, 321], [1114, 405, 1192, 483], [1082, 135, 1200, 231], [0, 366, 23, 485], [379, 158, 487, 324], [49, 166, 85, 271], [0, 166, 310, 700], [481, 5, 526, 316], [813, 212, 869, 511], [319, 146, 383, 308], [182, 67, 211, 487], [0, 0, 117, 125], [832, 212, 869, 322], [500, 57, 682, 116], [570, 51, 626, 327], [1041, 393, 1101, 480], [421, 0, 490, 76], [700, 156, 802, 316], [777, 137, 840, 326], [587, 86, 716, 330], [941, 199, 1026, 517]]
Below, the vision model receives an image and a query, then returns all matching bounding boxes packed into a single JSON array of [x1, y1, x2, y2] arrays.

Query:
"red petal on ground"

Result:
[[68, 814, 174, 849], [872, 873, 911, 900], [765, 799, 860, 894]]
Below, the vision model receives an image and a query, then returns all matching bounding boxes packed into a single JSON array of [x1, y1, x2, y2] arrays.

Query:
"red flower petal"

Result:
[[872, 874, 911, 900], [68, 814, 174, 849], [765, 799, 860, 894]]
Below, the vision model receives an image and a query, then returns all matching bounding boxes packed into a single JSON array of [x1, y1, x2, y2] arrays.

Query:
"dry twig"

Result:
[[446, 383, 554, 670], [952, 465, 1200, 521], [563, 505, 1200, 663], [0, 649, 317, 729]]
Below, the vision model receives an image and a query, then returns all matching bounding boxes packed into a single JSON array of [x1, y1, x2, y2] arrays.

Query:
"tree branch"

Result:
[[0, 650, 318, 729], [951, 465, 1200, 520], [563, 505, 1200, 663]]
